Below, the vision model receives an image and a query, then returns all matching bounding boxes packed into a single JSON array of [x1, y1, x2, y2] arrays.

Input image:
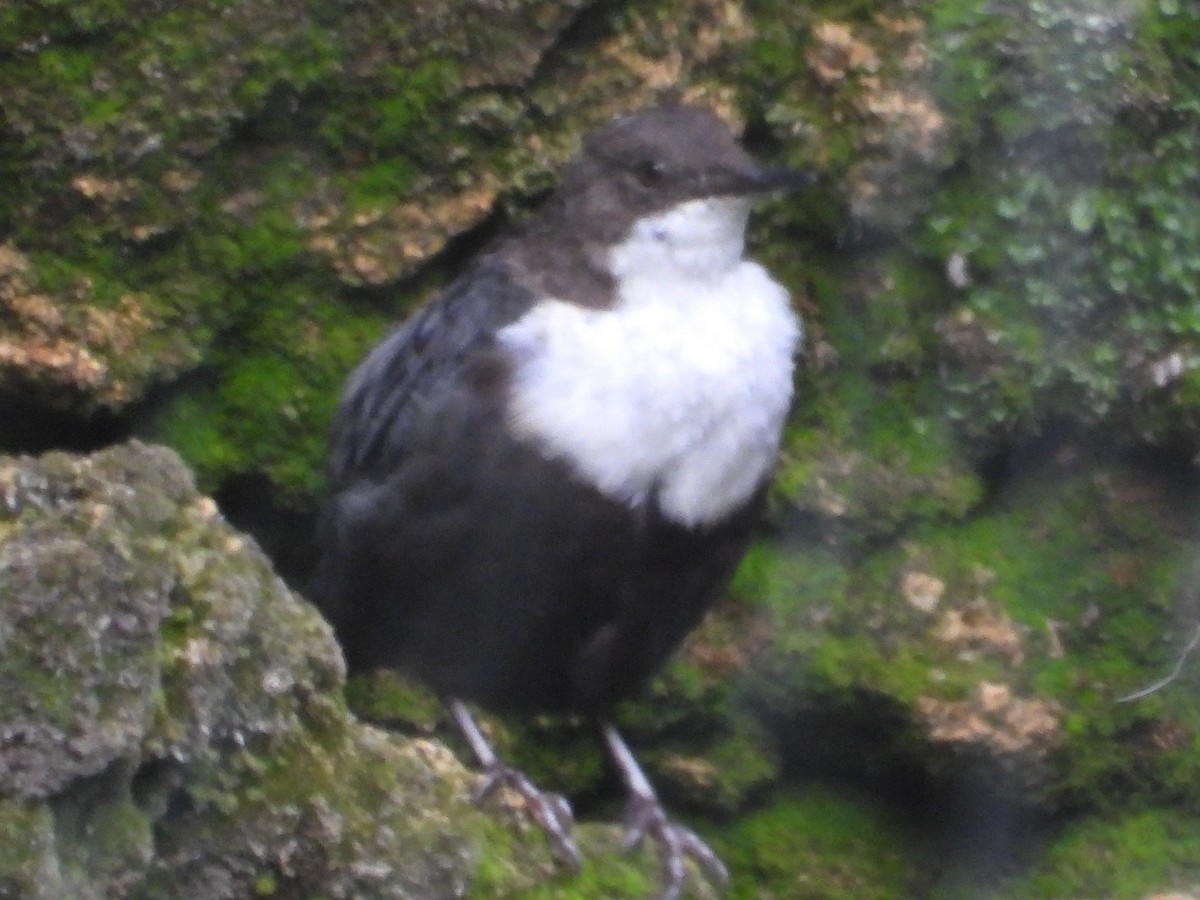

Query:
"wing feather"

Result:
[[327, 259, 540, 487]]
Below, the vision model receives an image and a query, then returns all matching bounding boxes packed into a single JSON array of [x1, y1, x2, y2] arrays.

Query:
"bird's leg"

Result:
[[602, 723, 730, 900], [448, 699, 582, 870]]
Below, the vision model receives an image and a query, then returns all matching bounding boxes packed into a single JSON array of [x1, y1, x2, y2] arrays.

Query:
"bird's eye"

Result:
[[634, 158, 668, 187]]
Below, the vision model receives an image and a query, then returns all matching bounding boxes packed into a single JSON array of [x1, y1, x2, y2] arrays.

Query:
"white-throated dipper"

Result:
[[311, 102, 811, 899]]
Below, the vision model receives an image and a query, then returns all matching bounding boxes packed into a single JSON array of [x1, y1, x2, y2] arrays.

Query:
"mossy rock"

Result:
[[996, 807, 1200, 900], [738, 441, 1200, 814], [0, 441, 729, 898], [718, 786, 921, 899]]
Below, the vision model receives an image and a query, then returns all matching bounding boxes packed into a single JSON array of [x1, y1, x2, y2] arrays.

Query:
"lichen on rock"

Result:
[[0, 442, 489, 898]]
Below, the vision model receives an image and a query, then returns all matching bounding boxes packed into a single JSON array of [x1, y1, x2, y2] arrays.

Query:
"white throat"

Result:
[[498, 198, 799, 528], [608, 197, 752, 282]]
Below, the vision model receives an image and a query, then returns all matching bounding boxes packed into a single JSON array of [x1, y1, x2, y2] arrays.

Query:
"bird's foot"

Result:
[[449, 699, 582, 870], [621, 794, 729, 900], [475, 760, 583, 871]]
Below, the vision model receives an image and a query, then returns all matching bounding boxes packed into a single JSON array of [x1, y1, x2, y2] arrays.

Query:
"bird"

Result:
[[310, 101, 811, 899]]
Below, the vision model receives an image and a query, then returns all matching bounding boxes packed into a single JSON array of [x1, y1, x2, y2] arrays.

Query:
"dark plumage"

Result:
[[310, 102, 810, 898], [318, 264, 762, 712]]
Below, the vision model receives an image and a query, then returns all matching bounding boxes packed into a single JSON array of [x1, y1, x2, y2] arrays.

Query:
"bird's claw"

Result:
[[622, 796, 729, 900], [474, 762, 583, 871]]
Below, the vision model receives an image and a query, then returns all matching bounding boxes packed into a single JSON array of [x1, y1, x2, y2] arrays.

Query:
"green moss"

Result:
[[343, 670, 444, 730], [778, 375, 985, 536], [21, 43, 98, 97], [734, 541, 851, 618], [149, 391, 243, 491], [695, 730, 780, 813], [917, 0, 1200, 439], [0, 0, 134, 45], [0, 800, 59, 898], [252, 871, 278, 896], [469, 814, 743, 900], [470, 831, 654, 900], [317, 56, 462, 163], [61, 789, 154, 892], [739, 444, 1200, 811], [745, 0, 1200, 472], [340, 158, 423, 210], [719, 787, 920, 899], [187, 152, 318, 276], [229, 25, 341, 109], [1000, 807, 1200, 899], [0, 2, 477, 495], [142, 279, 391, 498]]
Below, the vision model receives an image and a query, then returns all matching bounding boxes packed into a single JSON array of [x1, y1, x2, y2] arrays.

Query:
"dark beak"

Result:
[[737, 166, 818, 195]]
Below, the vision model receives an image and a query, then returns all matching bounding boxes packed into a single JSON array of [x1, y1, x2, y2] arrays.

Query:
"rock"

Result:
[[0, 0, 807, 499], [0, 442, 487, 899]]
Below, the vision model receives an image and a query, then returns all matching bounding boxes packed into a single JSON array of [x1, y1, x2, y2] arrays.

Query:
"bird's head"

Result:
[[554, 103, 814, 280]]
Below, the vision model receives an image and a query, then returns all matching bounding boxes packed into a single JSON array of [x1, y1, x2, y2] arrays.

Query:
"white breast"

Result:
[[497, 198, 800, 528]]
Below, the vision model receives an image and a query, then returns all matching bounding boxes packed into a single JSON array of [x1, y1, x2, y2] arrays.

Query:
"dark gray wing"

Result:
[[327, 258, 540, 488]]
